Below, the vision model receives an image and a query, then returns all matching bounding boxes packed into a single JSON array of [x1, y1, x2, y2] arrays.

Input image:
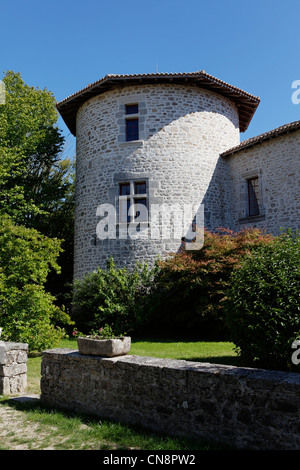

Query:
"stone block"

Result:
[[0, 341, 28, 395]]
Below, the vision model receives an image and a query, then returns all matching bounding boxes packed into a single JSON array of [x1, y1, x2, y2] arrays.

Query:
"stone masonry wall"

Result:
[[74, 83, 240, 278], [0, 341, 28, 395], [41, 349, 300, 450], [225, 129, 300, 234]]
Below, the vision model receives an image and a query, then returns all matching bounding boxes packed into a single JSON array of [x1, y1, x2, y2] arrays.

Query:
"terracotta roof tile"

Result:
[[56, 71, 260, 136], [221, 119, 300, 157]]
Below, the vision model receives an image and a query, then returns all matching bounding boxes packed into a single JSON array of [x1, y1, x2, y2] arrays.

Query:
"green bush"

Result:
[[225, 231, 300, 371], [71, 258, 157, 335], [143, 227, 274, 339], [0, 215, 72, 351]]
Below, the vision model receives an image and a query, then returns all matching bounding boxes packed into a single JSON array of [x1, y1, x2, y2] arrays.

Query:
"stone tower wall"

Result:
[[74, 83, 240, 278]]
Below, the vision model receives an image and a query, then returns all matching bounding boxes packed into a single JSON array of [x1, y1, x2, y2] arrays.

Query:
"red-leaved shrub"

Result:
[[143, 227, 275, 339]]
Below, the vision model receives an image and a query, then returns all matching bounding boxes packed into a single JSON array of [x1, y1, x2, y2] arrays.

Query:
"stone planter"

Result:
[[77, 336, 131, 357]]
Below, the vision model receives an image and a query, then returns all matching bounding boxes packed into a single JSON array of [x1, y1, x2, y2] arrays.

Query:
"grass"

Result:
[[26, 337, 242, 395], [130, 338, 241, 365], [1, 399, 219, 451], [1, 337, 239, 450]]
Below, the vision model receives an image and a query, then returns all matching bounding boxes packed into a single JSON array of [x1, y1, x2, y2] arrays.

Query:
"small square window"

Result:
[[126, 103, 138, 115], [134, 181, 146, 195], [119, 183, 130, 196]]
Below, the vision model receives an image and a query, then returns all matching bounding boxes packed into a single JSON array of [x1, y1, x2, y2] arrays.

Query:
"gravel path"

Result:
[[0, 395, 50, 450]]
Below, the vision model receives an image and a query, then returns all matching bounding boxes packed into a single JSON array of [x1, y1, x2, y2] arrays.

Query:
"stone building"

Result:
[[57, 71, 300, 279]]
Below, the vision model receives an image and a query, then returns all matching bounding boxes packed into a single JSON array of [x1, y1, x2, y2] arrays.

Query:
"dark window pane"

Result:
[[134, 197, 147, 207], [119, 183, 130, 195], [119, 198, 131, 222], [133, 198, 147, 220], [127, 198, 131, 222], [126, 104, 138, 115], [126, 118, 139, 141], [248, 177, 260, 216], [134, 181, 146, 194]]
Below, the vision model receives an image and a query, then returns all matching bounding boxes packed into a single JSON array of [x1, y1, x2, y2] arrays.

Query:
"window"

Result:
[[125, 104, 138, 115], [126, 118, 139, 141], [119, 180, 147, 223], [119, 182, 130, 196], [247, 177, 260, 216], [238, 172, 265, 223], [117, 95, 146, 144], [125, 103, 139, 141]]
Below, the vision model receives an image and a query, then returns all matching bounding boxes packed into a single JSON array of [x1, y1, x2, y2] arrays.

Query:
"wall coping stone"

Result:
[[0, 341, 28, 365], [41, 348, 300, 384]]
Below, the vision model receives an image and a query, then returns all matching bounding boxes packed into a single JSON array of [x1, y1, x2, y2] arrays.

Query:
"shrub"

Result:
[[144, 227, 275, 339], [71, 258, 157, 335], [225, 230, 300, 371], [0, 215, 73, 351]]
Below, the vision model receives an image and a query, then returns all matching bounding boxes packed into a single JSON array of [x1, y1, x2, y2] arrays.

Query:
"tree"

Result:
[[225, 231, 300, 371], [0, 215, 73, 351], [0, 71, 75, 348], [0, 71, 67, 222], [143, 227, 275, 339], [0, 71, 75, 303], [72, 258, 157, 335]]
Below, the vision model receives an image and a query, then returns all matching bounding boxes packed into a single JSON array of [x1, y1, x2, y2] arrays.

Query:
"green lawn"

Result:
[[130, 338, 240, 364]]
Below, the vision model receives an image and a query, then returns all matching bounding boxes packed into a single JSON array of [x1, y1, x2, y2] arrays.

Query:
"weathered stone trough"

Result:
[[77, 336, 131, 357]]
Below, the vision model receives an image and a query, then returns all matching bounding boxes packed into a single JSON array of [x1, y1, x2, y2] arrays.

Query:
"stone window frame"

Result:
[[107, 173, 162, 239], [117, 94, 147, 146], [238, 169, 266, 224], [118, 180, 148, 224]]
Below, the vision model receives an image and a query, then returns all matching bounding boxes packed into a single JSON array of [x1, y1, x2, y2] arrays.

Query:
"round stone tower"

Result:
[[57, 72, 259, 278]]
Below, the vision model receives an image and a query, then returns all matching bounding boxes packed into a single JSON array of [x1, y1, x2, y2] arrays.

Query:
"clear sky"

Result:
[[1, 0, 300, 156]]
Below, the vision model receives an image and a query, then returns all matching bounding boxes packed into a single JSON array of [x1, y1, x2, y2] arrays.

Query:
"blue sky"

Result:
[[1, 0, 300, 156]]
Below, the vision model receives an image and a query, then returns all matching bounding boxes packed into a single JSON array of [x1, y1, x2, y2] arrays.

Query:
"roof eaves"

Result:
[[56, 71, 260, 136], [221, 120, 300, 158], [57, 70, 260, 107]]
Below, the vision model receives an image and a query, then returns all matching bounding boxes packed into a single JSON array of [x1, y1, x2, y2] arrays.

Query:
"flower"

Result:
[[88, 324, 126, 339], [74, 324, 126, 339]]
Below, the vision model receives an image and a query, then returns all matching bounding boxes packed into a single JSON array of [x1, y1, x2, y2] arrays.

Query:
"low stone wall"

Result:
[[40, 349, 300, 450], [0, 341, 28, 395]]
